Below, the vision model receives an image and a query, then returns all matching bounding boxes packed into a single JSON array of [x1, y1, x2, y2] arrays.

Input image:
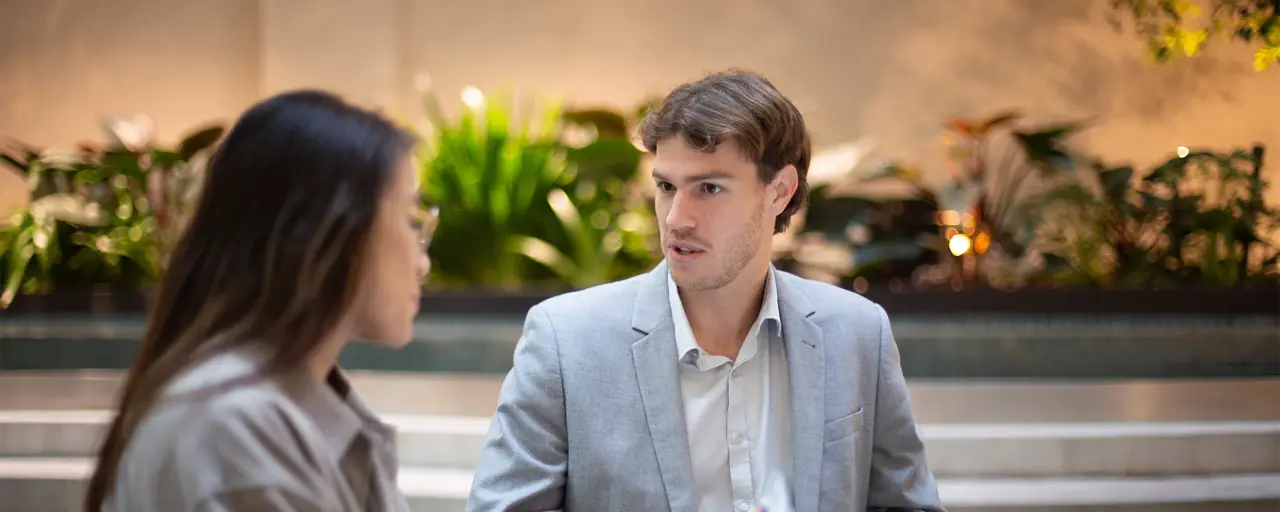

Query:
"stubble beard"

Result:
[[678, 206, 768, 292]]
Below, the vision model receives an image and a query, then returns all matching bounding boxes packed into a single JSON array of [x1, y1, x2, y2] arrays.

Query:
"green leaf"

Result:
[[74, 164, 113, 184], [1013, 122, 1086, 173], [565, 139, 642, 183], [2, 223, 36, 307], [863, 164, 925, 185], [562, 109, 630, 139], [1139, 191, 1169, 210], [1233, 222, 1262, 245], [1144, 155, 1188, 184], [634, 97, 662, 121], [1043, 182, 1097, 206], [149, 150, 183, 169], [1237, 25, 1256, 41], [1099, 166, 1134, 203], [516, 236, 578, 283], [101, 150, 146, 180], [1194, 209, 1239, 232], [0, 153, 28, 174], [178, 125, 225, 161], [800, 195, 881, 238]]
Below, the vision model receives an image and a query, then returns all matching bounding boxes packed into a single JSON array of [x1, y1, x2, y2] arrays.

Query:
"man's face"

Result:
[[652, 137, 791, 291]]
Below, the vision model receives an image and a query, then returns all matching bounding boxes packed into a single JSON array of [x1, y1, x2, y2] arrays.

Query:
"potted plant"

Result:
[[0, 117, 223, 308]]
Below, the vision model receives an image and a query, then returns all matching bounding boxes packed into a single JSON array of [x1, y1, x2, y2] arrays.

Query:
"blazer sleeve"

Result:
[[867, 304, 947, 511], [466, 305, 569, 512]]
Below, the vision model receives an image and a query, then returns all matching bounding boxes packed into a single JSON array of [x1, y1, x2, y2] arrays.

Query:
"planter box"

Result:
[[1, 287, 1277, 379], [3, 286, 1277, 316]]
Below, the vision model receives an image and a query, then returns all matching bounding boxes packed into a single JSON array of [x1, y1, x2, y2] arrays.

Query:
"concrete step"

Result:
[[1, 457, 1278, 512], [937, 474, 1280, 509], [0, 410, 490, 471], [922, 421, 1280, 477], [4, 410, 1277, 477], [0, 457, 471, 512], [5, 373, 1279, 423]]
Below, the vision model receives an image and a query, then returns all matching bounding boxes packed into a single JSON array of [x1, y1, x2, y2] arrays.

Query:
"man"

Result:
[[467, 70, 944, 512]]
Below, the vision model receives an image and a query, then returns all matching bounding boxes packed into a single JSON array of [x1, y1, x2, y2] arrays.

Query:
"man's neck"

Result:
[[680, 261, 770, 359]]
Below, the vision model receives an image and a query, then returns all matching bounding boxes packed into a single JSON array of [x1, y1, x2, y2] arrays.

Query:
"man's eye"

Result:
[[702, 184, 723, 195], [657, 182, 675, 193]]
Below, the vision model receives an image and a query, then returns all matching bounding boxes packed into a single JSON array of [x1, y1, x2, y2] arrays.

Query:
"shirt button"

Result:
[[730, 432, 743, 444], [731, 368, 740, 378], [736, 501, 750, 511]]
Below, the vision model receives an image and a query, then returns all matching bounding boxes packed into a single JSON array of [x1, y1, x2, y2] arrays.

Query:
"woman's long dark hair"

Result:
[[84, 90, 416, 511]]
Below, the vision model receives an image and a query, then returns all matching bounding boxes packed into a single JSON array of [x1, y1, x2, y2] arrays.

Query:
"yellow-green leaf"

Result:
[[1180, 29, 1207, 56], [1254, 46, 1280, 71], [1175, 0, 1200, 19]]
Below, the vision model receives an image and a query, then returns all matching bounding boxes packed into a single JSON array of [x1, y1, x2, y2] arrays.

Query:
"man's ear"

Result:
[[770, 164, 799, 216]]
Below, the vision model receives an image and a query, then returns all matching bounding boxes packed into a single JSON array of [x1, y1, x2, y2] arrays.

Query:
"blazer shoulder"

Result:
[[527, 272, 646, 324], [778, 271, 885, 324]]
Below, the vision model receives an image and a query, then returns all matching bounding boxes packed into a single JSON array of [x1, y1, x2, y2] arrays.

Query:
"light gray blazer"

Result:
[[467, 262, 944, 512]]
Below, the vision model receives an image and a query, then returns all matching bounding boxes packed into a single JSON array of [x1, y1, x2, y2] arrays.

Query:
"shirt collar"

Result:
[[668, 265, 782, 368], [280, 366, 392, 458]]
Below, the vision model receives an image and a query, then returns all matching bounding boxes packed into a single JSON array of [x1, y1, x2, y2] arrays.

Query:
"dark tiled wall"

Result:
[[2, 314, 1276, 378]]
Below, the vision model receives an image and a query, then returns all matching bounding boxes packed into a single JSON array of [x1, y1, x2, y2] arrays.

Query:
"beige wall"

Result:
[[3, 0, 1278, 215], [260, 0, 408, 110], [0, 0, 259, 213], [407, 0, 1278, 187]]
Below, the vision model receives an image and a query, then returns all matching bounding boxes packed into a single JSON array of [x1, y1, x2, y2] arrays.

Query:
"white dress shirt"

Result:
[[668, 266, 793, 512]]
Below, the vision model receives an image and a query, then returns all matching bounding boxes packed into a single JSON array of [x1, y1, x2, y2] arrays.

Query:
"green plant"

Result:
[[779, 185, 941, 290], [856, 111, 1085, 287], [0, 121, 223, 306], [1110, 0, 1280, 70], [1031, 144, 1279, 287], [416, 86, 658, 290], [532, 101, 661, 286]]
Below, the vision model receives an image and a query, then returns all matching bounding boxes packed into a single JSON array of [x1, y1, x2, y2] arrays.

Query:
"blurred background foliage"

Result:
[[1110, 0, 1280, 70], [0, 119, 222, 306], [1, 88, 1275, 305], [777, 110, 1278, 291], [414, 84, 661, 291]]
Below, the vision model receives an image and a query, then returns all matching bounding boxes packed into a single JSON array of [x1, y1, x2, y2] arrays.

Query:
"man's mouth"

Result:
[[669, 243, 705, 255]]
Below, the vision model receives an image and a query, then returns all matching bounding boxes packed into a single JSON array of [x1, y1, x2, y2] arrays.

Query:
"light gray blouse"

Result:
[[104, 345, 408, 512]]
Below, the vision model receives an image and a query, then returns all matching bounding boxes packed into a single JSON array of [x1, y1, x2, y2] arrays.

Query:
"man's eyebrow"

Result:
[[651, 169, 735, 182]]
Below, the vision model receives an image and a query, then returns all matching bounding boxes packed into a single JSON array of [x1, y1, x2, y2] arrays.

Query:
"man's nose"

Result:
[[665, 193, 697, 231]]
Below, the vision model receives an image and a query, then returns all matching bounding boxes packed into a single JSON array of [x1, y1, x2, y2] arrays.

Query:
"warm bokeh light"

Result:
[[949, 233, 972, 256], [460, 86, 485, 109], [936, 210, 961, 226], [1177, 146, 1190, 158], [974, 231, 991, 253]]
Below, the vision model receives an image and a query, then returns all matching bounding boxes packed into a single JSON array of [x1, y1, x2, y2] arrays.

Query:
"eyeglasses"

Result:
[[416, 204, 440, 253]]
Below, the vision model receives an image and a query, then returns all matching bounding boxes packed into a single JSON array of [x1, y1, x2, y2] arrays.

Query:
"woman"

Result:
[[83, 90, 435, 511]]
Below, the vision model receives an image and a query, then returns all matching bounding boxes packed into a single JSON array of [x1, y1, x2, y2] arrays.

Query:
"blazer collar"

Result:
[[632, 260, 806, 335], [632, 261, 671, 334]]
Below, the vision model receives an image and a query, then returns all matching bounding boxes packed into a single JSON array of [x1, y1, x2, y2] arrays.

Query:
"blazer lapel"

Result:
[[776, 272, 825, 512], [631, 262, 698, 512]]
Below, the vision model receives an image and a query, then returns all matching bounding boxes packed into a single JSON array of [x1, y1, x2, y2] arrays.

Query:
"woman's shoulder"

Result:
[[153, 350, 329, 458], [116, 353, 335, 501], [112, 388, 338, 510]]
